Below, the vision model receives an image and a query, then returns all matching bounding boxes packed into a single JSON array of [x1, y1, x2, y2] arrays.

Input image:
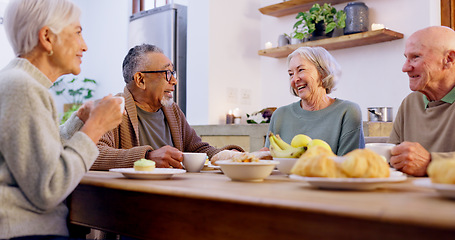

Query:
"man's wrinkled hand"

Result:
[[147, 145, 183, 169], [390, 141, 431, 176], [76, 101, 94, 123]]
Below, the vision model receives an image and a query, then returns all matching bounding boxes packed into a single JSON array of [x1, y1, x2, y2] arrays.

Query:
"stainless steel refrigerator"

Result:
[[128, 4, 187, 114]]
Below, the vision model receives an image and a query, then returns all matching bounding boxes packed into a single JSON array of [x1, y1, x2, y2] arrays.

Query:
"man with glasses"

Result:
[[91, 44, 243, 170]]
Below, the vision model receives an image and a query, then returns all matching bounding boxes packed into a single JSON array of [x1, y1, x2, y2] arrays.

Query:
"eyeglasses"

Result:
[[139, 70, 177, 82]]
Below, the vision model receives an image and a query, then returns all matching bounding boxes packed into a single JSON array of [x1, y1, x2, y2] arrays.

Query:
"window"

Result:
[[132, 0, 170, 14]]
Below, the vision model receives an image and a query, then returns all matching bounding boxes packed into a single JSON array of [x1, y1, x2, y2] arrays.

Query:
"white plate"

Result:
[[109, 168, 186, 180], [413, 178, 455, 199], [289, 171, 406, 190]]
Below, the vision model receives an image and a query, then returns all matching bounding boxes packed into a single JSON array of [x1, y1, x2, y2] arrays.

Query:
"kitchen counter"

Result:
[[191, 122, 392, 152]]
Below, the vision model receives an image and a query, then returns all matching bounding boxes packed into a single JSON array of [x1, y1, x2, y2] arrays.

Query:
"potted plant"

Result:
[[292, 3, 346, 41], [51, 76, 97, 123]]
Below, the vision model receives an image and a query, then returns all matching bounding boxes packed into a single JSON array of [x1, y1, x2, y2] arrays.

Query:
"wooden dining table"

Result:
[[68, 170, 455, 240]]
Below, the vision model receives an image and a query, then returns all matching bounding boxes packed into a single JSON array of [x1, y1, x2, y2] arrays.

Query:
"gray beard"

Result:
[[161, 96, 173, 107]]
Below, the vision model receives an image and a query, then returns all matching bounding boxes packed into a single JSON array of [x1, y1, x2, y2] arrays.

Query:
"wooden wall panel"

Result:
[[441, 0, 455, 29]]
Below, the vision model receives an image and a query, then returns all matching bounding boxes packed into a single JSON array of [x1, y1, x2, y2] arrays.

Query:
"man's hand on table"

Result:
[[147, 145, 184, 169], [390, 141, 431, 176]]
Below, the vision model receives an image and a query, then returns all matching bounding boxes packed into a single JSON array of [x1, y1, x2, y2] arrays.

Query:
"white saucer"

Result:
[[109, 168, 186, 180]]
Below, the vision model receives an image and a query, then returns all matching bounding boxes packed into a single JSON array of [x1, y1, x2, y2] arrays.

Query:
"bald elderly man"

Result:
[[389, 26, 455, 176]]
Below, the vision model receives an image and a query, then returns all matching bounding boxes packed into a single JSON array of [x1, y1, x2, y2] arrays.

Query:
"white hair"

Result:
[[4, 0, 81, 56], [287, 46, 341, 95]]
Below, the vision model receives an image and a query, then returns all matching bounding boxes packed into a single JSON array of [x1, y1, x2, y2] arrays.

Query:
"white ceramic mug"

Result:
[[182, 153, 207, 172], [365, 143, 396, 162]]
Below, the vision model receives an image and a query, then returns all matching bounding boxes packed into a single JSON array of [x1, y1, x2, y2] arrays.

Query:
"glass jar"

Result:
[[344, 2, 369, 35]]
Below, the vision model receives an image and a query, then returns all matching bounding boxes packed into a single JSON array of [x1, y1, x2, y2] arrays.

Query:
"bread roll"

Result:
[[291, 147, 389, 178], [341, 149, 390, 178], [290, 146, 342, 178], [428, 160, 455, 184]]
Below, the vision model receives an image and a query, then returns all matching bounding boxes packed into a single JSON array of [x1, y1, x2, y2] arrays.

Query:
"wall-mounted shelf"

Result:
[[258, 29, 404, 58], [259, 0, 351, 17]]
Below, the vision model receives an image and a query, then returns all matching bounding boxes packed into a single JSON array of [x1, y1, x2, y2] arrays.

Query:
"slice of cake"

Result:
[[134, 159, 156, 171]]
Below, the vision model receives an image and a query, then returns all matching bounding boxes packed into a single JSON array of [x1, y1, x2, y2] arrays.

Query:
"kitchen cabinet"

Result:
[[258, 1, 404, 58], [259, 29, 404, 58], [259, 0, 351, 17]]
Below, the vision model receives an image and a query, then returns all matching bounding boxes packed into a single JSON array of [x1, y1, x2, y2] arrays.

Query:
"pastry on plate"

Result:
[[427, 159, 455, 184], [341, 149, 390, 178], [134, 159, 156, 171], [291, 147, 389, 178], [290, 145, 342, 178]]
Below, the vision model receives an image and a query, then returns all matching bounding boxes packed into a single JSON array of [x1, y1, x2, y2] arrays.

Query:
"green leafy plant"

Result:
[[51, 76, 97, 124], [292, 3, 346, 40], [52, 76, 97, 104]]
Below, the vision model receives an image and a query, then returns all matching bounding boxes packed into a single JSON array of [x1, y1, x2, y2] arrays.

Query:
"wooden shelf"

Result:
[[258, 29, 404, 58], [259, 0, 351, 17]]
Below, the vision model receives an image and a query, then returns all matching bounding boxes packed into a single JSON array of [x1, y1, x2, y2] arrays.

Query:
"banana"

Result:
[[269, 132, 281, 149], [269, 132, 281, 150], [270, 144, 306, 158], [274, 134, 293, 150], [269, 132, 306, 158]]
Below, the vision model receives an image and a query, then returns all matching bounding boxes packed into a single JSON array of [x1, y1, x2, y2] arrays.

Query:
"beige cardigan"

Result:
[[91, 87, 243, 170]]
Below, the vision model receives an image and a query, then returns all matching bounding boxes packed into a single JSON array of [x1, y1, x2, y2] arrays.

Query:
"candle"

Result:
[[371, 23, 385, 31], [233, 108, 241, 124], [265, 41, 273, 49], [233, 108, 240, 117], [226, 109, 234, 124]]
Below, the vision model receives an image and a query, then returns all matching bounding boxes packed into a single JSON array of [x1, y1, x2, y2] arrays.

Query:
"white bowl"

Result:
[[273, 157, 298, 175], [216, 160, 279, 182]]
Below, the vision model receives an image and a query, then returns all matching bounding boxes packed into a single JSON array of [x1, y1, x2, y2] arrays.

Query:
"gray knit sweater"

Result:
[[0, 58, 98, 238]]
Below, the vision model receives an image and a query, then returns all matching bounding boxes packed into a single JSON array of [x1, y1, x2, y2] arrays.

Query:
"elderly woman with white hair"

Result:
[[0, 0, 123, 239], [265, 46, 364, 155]]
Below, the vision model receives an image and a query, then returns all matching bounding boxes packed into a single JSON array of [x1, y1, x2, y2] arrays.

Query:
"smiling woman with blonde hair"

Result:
[[0, 0, 123, 239], [265, 46, 364, 155]]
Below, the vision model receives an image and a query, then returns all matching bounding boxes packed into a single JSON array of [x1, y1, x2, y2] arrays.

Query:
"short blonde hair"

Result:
[[4, 0, 81, 56], [287, 46, 341, 95]]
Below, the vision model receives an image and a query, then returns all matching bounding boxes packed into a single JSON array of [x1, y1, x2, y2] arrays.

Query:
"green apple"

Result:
[[307, 139, 332, 152], [291, 134, 312, 148]]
